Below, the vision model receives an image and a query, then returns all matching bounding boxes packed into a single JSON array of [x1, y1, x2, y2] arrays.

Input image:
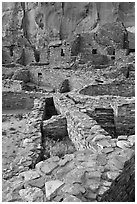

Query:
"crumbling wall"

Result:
[[42, 97, 58, 120], [54, 94, 112, 150], [116, 103, 135, 136], [49, 46, 62, 65], [67, 92, 135, 138], [101, 153, 135, 202], [2, 91, 43, 110], [87, 108, 116, 137], [43, 115, 68, 140], [4, 94, 134, 202], [79, 80, 135, 97]]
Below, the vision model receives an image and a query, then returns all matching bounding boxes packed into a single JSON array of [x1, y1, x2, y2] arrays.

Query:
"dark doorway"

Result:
[[42, 97, 58, 120], [38, 72, 42, 86], [92, 49, 97, 54], [129, 49, 135, 54], [61, 48, 65, 56], [34, 49, 40, 62], [111, 56, 115, 60]]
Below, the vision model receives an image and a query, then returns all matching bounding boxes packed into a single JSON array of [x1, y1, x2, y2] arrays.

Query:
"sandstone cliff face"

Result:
[[2, 2, 135, 60]]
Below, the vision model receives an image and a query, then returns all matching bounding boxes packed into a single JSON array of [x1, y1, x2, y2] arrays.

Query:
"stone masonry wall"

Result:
[[88, 107, 116, 137], [101, 153, 135, 202], [79, 80, 135, 97], [68, 92, 135, 138], [54, 94, 113, 151], [42, 115, 68, 140], [2, 91, 43, 110], [7, 94, 135, 202], [116, 102, 135, 136]]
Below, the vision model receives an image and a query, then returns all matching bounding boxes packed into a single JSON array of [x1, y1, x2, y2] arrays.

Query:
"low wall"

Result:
[[54, 94, 111, 150], [101, 153, 135, 202], [2, 91, 44, 110], [67, 92, 135, 137], [87, 107, 116, 137], [11, 93, 134, 202], [116, 103, 135, 135], [79, 80, 135, 97], [43, 115, 68, 140]]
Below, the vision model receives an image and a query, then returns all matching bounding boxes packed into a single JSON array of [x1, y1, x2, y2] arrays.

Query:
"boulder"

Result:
[[45, 180, 64, 200], [58, 79, 70, 93], [95, 22, 129, 49]]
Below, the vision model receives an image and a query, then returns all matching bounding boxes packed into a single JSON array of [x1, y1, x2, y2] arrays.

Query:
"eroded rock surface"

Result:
[[2, 2, 135, 65]]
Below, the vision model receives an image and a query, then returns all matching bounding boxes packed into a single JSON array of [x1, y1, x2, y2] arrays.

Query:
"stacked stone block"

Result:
[[79, 80, 135, 97], [2, 91, 43, 110], [116, 103, 135, 136]]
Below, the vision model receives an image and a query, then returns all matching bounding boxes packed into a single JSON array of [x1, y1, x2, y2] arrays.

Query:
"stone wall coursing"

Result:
[[68, 92, 135, 138], [22, 97, 47, 169], [43, 115, 68, 140], [116, 103, 135, 136], [16, 132, 135, 202], [71, 33, 112, 65], [88, 108, 116, 137], [2, 91, 44, 110], [101, 153, 135, 202], [42, 97, 58, 120], [28, 66, 106, 91], [49, 47, 61, 65], [49, 44, 71, 65], [40, 47, 48, 63], [29, 67, 73, 89], [115, 49, 128, 61], [79, 80, 135, 97], [54, 94, 113, 150], [3, 94, 134, 202]]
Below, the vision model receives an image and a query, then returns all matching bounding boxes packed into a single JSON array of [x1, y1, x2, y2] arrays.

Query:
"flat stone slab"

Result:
[[19, 170, 40, 181], [63, 194, 82, 202], [117, 140, 132, 149], [45, 180, 64, 200]]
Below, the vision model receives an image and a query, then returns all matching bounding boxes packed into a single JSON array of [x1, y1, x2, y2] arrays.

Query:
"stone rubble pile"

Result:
[[2, 92, 135, 202], [10, 136, 134, 202]]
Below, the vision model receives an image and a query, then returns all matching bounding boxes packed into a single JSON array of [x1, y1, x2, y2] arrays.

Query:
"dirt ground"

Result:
[[2, 111, 30, 180]]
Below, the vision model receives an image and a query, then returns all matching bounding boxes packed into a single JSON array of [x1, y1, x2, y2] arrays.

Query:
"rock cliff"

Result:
[[2, 2, 135, 49]]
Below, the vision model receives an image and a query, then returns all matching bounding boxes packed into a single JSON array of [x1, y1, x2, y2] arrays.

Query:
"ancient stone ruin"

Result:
[[2, 2, 135, 202]]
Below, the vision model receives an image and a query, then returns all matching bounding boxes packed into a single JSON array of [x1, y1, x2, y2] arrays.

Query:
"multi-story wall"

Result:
[[49, 40, 71, 64]]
